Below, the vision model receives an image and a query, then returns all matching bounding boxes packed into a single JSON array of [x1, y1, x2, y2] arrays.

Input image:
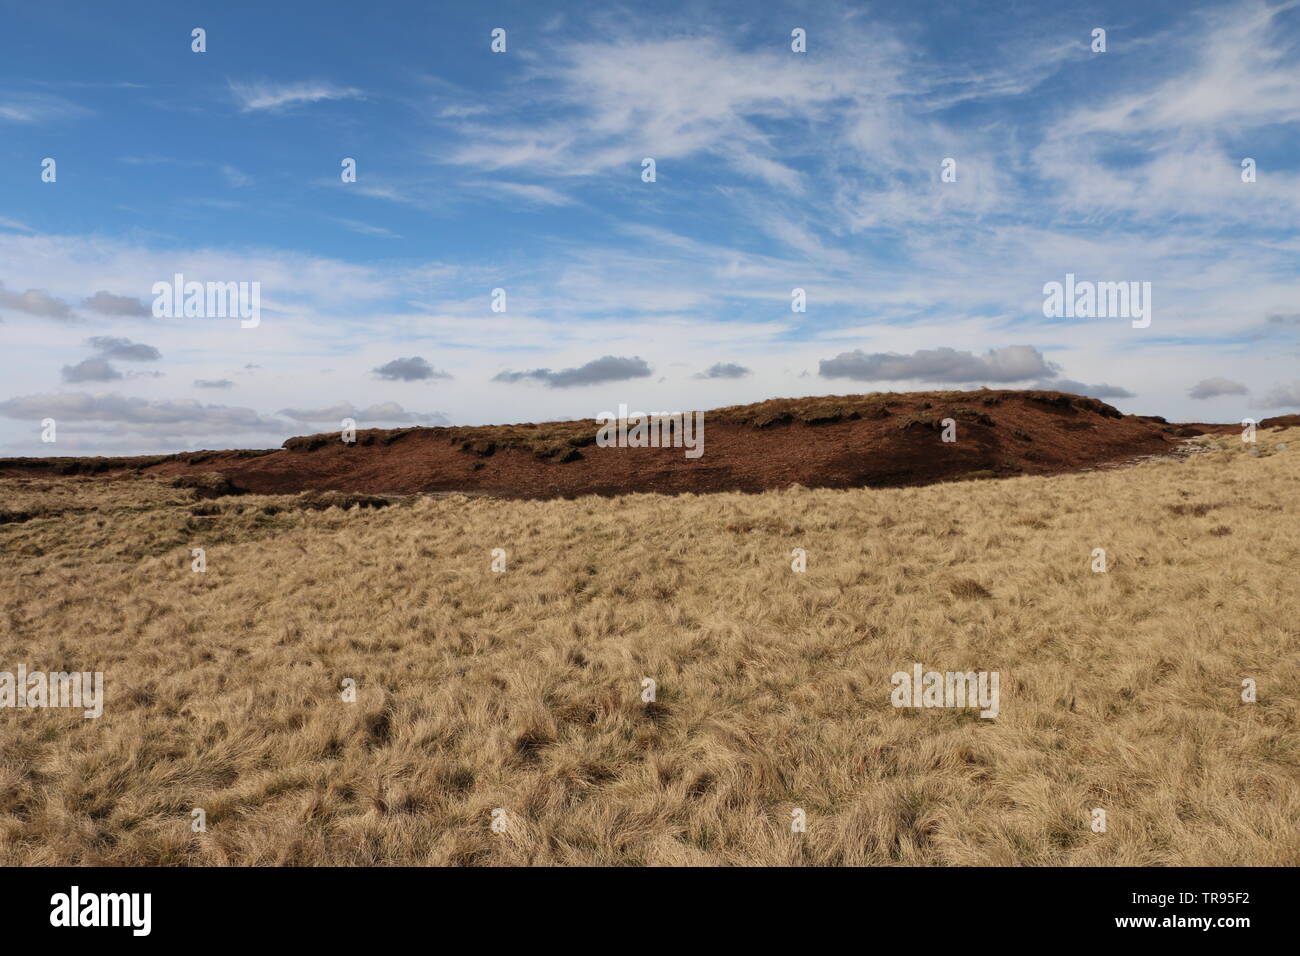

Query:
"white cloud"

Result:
[[695, 362, 752, 380], [1039, 379, 1135, 400], [278, 401, 448, 425], [0, 392, 285, 432], [1035, 1, 1300, 224], [61, 358, 122, 383], [469, 181, 574, 206], [333, 218, 402, 239], [372, 357, 451, 381], [228, 79, 362, 112], [1260, 380, 1300, 408], [819, 346, 1057, 384], [446, 32, 902, 187], [221, 165, 252, 187], [0, 280, 74, 320], [1189, 377, 1249, 399], [82, 291, 150, 317], [494, 355, 653, 388], [0, 91, 87, 123]]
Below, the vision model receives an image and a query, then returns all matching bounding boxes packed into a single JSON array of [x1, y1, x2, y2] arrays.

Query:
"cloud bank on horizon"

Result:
[[2, 0, 1299, 454]]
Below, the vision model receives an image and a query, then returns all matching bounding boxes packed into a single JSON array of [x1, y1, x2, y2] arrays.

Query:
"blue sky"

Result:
[[2, 0, 1299, 454]]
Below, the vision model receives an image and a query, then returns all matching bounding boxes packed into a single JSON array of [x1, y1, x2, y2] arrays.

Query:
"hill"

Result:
[[0, 389, 1210, 498]]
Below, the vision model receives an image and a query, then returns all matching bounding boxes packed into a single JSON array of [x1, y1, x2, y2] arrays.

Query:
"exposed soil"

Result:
[[1261, 413, 1300, 429], [0, 389, 1232, 499], [1173, 413, 1299, 435]]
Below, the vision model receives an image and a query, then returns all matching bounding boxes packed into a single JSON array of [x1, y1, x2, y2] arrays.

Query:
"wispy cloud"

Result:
[[446, 32, 903, 188], [0, 392, 285, 433], [1039, 379, 1135, 400], [221, 164, 252, 187], [228, 79, 362, 112], [1259, 381, 1300, 409], [468, 181, 574, 207], [277, 401, 448, 425], [333, 218, 402, 239], [1034, 1, 1300, 225], [0, 91, 87, 123]]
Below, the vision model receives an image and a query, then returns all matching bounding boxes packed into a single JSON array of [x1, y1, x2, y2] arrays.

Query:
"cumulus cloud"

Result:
[[695, 362, 752, 379], [58, 337, 161, 382], [82, 291, 150, 317], [493, 355, 653, 388], [372, 356, 451, 381], [819, 345, 1055, 383], [194, 379, 234, 389], [87, 336, 161, 361], [0, 280, 74, 320], [277, 401, 449, 425], [61, 357, 122, 383], [1188, 377, 1248, 400], [1259, 381, 1300, 409]]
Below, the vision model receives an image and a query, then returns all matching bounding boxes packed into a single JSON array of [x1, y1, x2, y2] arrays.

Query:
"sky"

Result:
[[2, 0, 1299, 455]]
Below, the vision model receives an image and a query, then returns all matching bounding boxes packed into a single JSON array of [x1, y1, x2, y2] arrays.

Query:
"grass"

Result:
[[0, 427, 1296, 866]]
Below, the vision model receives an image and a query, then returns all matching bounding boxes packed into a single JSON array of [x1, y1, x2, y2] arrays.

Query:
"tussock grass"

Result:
[[0, 428, 1296, 865]]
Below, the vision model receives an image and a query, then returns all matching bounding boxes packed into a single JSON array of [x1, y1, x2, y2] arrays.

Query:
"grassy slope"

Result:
[[0, 428, 1296, 865]]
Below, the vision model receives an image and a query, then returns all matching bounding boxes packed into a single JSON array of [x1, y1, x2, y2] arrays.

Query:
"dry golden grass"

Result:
[[1, 429, 1297, 866]]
